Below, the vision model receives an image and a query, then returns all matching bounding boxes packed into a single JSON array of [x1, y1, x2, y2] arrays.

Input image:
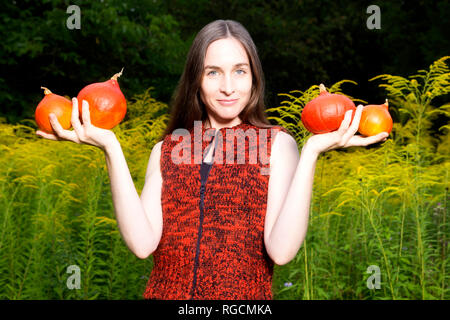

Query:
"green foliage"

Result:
[[0, 0, 190, 122], [271, 57, 449, 300], [2, 0, 449, 126], [0, 90, 166, 299], [0, 58, 448, 300], [371, 56, 450, 149]]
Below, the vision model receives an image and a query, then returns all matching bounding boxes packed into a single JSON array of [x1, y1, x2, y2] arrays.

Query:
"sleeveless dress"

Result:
[[143, 121, 288, 300]]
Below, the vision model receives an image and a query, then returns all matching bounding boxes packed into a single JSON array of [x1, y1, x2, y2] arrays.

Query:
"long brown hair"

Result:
[[158, 20, 280, 142]]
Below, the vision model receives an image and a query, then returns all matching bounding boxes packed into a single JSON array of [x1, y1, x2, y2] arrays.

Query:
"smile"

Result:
[[217, 99, 238, 106]]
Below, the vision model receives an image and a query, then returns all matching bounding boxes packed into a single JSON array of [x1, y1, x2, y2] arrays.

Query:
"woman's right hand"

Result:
[[36, 98, 117, 152]]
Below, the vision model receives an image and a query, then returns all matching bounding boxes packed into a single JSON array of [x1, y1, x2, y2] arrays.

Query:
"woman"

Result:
[[36, 20, 388, 299]]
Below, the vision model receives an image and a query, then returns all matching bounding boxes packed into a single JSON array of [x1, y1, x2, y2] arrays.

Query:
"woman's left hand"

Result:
[[304, 105, 389, 156]]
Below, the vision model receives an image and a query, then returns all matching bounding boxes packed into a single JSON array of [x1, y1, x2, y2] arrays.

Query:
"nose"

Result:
[[220, 74, 235, 96]]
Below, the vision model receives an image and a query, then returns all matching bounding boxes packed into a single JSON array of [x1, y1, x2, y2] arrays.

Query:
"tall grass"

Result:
[[0, 88, 166, 299], [0, 58, 448, 299], [270, 57, 449, 300]]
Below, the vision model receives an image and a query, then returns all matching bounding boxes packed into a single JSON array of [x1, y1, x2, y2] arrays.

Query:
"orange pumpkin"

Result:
[[358, 99, 393, 136], [77, 69, 127, 129], [35, 87, 72, 134], [301, 84, 356, 134]]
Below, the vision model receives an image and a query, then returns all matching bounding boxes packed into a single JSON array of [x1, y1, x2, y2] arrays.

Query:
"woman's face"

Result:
[[200, 37, 252, 126]]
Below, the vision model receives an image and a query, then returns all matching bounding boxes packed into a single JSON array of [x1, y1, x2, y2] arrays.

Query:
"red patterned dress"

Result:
[[143, 121, 288, 300]]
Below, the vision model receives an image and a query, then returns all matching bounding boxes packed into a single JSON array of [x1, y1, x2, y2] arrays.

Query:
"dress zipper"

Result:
[[190, 131, 218, 299]]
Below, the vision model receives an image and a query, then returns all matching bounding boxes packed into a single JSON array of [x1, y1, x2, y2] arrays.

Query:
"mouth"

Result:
[[217, 99, 238, 106]]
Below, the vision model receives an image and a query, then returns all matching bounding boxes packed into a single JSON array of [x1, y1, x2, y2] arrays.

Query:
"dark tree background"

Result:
[[0, 0, 448, 124]]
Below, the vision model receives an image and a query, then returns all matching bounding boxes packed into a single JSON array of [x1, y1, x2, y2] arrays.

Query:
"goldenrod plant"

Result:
[[0, 58, 448, 299], [272, 57, 448, 300]]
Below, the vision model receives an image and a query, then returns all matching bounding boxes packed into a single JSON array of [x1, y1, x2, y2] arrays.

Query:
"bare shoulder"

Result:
[[264, 130, 300, 253], [153, 140, 163, 153], [270, 130, 299, 165], [145, 140, 164, 181]]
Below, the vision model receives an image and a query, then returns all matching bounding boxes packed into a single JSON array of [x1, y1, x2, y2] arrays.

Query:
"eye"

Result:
[[207, 70, 218, 76], [236, 69, 246, 75]]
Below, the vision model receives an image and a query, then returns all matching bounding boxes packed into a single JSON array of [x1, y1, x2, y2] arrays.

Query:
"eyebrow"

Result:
[[204, 63, 250, 70]]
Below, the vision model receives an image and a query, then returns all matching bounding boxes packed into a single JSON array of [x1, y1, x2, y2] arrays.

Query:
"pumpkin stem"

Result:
[[384, 99, 389, 109], [319, 83, 327, 93], [111, 67, 124, 81], [41, 86, 52, 95]]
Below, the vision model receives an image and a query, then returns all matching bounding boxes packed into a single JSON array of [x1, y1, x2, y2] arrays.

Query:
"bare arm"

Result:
[[37, 98, 163, 259], [104, 139, 163, 259], [264, 131, 315, 266], [264, 107, 389, 265]]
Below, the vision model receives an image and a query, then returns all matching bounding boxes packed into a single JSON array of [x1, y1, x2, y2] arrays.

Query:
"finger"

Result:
[[342, 105, 363, 142], [337, 109, 353, 134], [49, 113, 66, 137], [71, 98, 83, 139], [346, 132, 388, 147], [36, 130, 60, 141], [82, 100, 92, 126], [367, 132, 389, 145], [380, 132, 389, 142], [349, 105, 363, 133], [49, 113, 78, 141], [71, 98, 81, 127]]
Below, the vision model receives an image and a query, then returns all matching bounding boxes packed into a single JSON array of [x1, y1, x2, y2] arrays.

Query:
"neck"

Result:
[[204, 117, 242, 130]]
